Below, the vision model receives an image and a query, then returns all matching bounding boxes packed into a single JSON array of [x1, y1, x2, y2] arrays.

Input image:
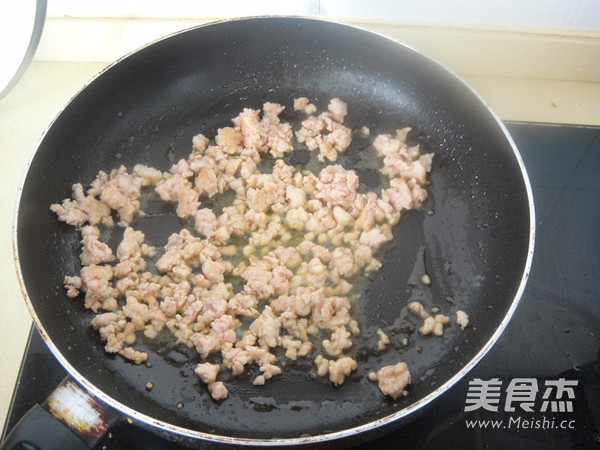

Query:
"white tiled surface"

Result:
[[46, 0, 600, 30], [1, 17, 599, 432]]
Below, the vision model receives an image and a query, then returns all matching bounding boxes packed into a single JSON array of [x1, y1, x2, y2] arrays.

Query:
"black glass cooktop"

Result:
[[3, 122, 599, 449]]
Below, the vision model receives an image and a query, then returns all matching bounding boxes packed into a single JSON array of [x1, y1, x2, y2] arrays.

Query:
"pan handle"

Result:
[[1, 376, 122, 450], [1, 404, 89, 449]]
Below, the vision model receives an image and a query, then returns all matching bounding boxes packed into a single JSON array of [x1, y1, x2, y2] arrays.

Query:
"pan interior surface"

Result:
[[16, 17, 532, 441]]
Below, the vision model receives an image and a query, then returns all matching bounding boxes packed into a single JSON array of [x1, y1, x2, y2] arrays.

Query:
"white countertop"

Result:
[[0, 61, 107, 430], [1, 19, 599, 431]]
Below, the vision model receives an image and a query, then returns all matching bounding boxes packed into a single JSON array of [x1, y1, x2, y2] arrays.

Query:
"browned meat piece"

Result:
[[369, 362, 411, 399]]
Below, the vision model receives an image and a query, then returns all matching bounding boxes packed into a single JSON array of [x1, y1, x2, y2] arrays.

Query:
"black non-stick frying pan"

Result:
[[8, 17, 534, 448]]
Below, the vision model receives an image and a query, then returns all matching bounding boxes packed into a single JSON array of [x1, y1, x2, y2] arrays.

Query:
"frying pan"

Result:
[[7, 16, 534, 448]]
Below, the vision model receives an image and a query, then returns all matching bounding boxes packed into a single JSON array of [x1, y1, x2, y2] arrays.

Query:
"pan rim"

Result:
[[12, 15, 536, 446]]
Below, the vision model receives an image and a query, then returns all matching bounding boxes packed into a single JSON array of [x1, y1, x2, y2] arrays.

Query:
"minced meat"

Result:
[[51, 98, 435, 401]]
